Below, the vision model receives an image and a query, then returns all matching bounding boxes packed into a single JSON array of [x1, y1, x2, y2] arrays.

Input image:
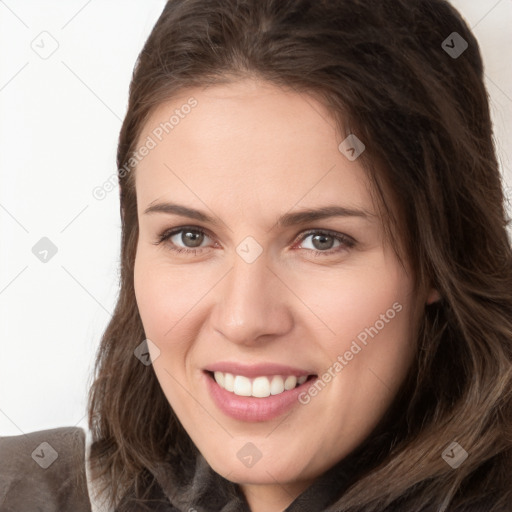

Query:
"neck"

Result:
[[240, 479, 313, 512]]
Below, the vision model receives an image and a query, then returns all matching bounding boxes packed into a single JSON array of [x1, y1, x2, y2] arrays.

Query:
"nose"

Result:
[[210, 251, 294, 346]]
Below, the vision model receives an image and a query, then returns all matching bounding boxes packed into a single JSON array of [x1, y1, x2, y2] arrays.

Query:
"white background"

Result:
[[0, 0, 511, 437]]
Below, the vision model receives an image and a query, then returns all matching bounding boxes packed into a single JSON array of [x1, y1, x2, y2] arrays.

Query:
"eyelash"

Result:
[[153, 225, 356, 257]]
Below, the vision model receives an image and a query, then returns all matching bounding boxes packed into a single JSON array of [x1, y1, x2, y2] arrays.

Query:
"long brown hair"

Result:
[[87, 0, 512, 510]]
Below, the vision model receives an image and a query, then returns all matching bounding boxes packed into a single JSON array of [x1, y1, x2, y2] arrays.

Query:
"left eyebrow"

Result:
[[276, 205, 374, 228]]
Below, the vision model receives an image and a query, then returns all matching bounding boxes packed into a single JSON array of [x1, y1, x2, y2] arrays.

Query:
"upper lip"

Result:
[[204, 361, 317, 378]]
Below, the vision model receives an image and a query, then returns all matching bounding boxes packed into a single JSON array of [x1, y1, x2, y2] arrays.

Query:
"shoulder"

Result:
[[0, 426, 92, 512]]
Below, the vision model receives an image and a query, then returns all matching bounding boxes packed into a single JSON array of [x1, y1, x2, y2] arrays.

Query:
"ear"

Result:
[[426, 287, 441, 305]]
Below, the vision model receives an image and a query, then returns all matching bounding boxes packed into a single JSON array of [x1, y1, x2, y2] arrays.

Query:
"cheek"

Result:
[[133, 261, 173, 339], [297, 258, 413, 341], [133, 250, 207, 341], [133, 253, 201, 401], [298, 258, 416, 388]]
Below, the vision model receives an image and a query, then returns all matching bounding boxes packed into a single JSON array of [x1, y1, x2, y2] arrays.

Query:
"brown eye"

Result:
[[155, 226, 213, 254], [310, 233, 336, 250], [179, 229, 205, 248], [296, 230, 355, 255]]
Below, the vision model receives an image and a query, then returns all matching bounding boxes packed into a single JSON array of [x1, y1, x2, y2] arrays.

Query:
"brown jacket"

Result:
[[0, 426, 509, 511], [0, 427, 92, 512]]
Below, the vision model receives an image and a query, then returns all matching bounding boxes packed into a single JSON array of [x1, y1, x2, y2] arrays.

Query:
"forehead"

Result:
[[134, 79, 374, 217]]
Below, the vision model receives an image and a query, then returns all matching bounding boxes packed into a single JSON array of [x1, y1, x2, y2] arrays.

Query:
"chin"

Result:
[[205, 448, 309, 485]]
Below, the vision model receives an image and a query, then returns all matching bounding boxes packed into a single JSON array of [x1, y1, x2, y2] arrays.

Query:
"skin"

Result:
[[133, 78, 437, 512]]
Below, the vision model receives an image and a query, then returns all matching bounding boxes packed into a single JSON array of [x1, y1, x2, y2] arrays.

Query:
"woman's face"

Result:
[[133, 78, 426, 501]]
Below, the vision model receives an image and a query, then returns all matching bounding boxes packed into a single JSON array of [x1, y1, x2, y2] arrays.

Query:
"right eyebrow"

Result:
[[143, 202, 220, 225]]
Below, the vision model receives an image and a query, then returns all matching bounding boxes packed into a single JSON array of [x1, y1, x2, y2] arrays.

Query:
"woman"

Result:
[[1, 0, 511, 511]]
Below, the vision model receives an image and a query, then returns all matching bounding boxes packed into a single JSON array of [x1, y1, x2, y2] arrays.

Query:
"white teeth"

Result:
[[252, 376, 271, 397], [212, 371, 309, 397], [270, 376, 284, 395], [214, 371, 224, 388], [224, 372, 235, 392], [284, 375, 297, 390], [233, 375, 252, 396]]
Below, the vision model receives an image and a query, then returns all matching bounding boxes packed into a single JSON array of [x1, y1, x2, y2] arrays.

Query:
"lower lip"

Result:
[[204, 371, 316, 422]]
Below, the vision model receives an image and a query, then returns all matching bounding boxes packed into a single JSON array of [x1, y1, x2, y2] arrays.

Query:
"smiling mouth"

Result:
[[205, 370, 317, 398]]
